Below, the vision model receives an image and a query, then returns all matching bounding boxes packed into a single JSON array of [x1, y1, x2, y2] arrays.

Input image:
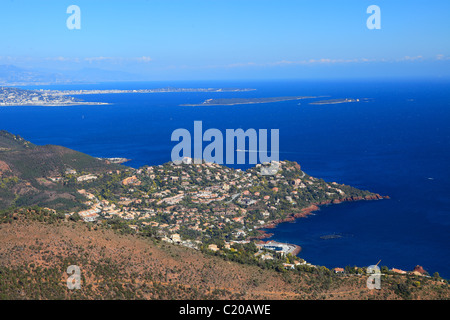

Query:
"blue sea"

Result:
[[1, 79, 449, 278]]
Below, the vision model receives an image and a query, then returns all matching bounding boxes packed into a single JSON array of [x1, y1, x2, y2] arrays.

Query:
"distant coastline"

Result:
[[0, 86, 110, 107], [0, 86, 256, 107], [47, 88, 256, 95], [0, 102, 111, 107]]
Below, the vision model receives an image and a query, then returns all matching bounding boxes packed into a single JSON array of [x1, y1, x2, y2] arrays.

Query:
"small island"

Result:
[[309, 98, 360, 105], [181, 96, 318, 106]]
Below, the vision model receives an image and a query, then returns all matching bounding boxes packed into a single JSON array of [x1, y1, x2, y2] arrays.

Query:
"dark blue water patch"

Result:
[[1, 79, 449, 277], [264, 198, 450, 277]]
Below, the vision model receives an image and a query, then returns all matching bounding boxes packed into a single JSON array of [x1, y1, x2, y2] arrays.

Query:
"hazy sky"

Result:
[[1, 0, 449, 80]]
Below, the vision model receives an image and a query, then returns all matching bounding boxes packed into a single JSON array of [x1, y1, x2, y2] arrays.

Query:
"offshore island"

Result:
[[309, 98, 368, 105], [180, 96, 319, 106]]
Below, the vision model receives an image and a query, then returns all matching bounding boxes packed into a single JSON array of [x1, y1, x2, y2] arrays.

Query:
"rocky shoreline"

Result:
[[250, 193, 389, 255]]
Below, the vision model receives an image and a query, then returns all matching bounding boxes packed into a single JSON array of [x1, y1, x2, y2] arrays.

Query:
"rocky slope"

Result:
[[0, 209, 448, 300]]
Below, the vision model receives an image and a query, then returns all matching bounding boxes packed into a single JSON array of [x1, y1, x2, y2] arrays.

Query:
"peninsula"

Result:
[[0, 130, 387, 257], [1, 130, 447, 301]]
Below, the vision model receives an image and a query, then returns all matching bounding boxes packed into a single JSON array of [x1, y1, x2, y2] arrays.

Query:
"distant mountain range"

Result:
[[0, 65, 144, 86], [0, 65, 69, 85]]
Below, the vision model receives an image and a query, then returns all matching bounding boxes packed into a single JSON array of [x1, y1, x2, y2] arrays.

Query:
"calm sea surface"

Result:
[[1, 79, 449, 277]]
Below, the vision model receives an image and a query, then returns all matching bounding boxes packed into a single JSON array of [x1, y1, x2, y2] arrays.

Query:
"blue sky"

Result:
[[1, 0, 449, 80]]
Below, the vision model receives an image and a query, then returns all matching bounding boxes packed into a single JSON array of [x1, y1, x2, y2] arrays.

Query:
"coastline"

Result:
[[0, 102, 111, 107], [250, 193, 389, 255], [49, 88, 257, 95]]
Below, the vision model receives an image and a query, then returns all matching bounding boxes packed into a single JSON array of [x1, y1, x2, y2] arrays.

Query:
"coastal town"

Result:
[[0, 130, 442, 303], [49, 157, 388, 270], [2, 129, 430, 277], [0, 86, 109, 106]]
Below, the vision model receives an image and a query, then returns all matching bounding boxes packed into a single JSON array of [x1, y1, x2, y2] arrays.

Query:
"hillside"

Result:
[[0, 131, 117, 178], [0, 131, 122, 209], [0, 208, 448, 300]]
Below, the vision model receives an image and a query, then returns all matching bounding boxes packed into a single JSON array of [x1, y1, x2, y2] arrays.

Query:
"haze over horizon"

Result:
[[1, 0, 450, 82]]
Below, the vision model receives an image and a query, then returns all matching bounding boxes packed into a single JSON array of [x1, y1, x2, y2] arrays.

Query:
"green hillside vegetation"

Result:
[[0, 131, 122, 210], [0, 207, 448, 300], [0, 131, 118, 178]]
